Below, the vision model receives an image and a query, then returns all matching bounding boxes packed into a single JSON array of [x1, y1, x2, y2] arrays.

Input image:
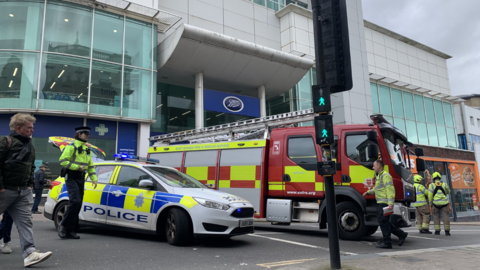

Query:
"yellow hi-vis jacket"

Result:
[[413, 183, 429, 207], [366, 170, 395, 205], [59, 140, 98, 182], [428, 180, 450, 206]]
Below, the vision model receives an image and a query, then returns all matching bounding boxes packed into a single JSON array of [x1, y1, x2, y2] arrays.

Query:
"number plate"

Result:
[[239, 219, 254, 227]]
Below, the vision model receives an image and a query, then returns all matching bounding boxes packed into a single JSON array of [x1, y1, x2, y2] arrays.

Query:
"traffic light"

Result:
[[314, 115, 334, 145], [312, 84, 331, 113], [311, 0, 352, 93]]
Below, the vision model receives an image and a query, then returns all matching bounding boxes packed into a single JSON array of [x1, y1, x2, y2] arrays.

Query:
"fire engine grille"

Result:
[[230, 208, 254, 218]]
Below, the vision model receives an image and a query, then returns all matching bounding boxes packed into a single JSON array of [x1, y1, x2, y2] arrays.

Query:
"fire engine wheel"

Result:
[[336, 201, 366, 241], [365, 226, 378, 236], [165, 208, 193, 246]]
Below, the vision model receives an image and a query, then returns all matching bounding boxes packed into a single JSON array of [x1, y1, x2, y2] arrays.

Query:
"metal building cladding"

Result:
[[149, 140, 266, 217]]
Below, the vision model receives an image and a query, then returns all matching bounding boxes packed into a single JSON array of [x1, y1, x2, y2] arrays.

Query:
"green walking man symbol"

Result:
[[319, 97, 325, 106], [322, 129, 328, 137]]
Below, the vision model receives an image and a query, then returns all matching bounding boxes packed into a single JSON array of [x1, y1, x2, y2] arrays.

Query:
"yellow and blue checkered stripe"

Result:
[[58, 184, 197, 213]]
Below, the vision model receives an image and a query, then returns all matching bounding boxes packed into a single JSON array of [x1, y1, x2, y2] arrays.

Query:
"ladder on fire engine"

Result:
[[149, 109, 317, 145]]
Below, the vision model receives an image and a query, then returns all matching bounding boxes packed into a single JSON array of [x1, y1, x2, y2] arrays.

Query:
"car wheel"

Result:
[[165, 208, 193, 246], [53, 201, 69, 230], [336, 201, 367, 241], [365, 225, 378, 236]]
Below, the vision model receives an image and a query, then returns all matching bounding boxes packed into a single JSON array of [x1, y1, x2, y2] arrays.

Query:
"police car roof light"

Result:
[[114, 153, 159, 164]]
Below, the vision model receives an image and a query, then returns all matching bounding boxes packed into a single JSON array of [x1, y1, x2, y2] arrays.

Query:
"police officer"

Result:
[[428, 172, 451, 236], [57, 127, 98, 239], [363, 160, 408, 249], [413, 175, 432, 234]]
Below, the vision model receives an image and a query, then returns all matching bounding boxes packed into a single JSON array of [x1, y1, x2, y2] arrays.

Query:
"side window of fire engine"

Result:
[[149, 152, 183, 169], [288, 136, 317, 170], [346, 134, 380, 164]]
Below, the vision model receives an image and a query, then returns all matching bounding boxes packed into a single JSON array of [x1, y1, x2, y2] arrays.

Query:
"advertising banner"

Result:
[[449, 163, 477, 189], [203, 89, 260, 117]]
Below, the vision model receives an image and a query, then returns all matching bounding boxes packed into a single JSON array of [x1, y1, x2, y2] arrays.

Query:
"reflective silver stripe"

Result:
[[59, 159, 69, 163], [415, 201, 427, 204], [434, 199, 449, 203], [386, 199, 394, 203], [66, 162, 73, 169], [384, 182, 393, 187]]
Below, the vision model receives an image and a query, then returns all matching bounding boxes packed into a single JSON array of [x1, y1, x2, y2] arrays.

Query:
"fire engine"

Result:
[[148, 109, 423, 240]]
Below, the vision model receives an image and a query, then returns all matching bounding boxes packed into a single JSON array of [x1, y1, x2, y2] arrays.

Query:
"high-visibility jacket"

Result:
[[428, 180, 450, 206], [59, 140, 98, 182], [413, 183, 429, 207], [366, 170, 395, 205]]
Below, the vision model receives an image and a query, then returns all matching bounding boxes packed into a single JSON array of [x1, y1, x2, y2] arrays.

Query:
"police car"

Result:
[[43, 155, 255, 246]]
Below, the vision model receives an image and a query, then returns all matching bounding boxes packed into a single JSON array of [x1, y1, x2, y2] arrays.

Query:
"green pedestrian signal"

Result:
[[319, 97, 325, 106], [314, 115, 334, 145], [322, 129, 328, 137]]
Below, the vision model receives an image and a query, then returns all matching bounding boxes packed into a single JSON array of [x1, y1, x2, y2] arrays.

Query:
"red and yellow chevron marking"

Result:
[[218, 165, 261, 188], [185, 166, 217, 188]]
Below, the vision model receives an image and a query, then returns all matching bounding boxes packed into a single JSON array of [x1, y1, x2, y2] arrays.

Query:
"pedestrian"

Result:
[[363, 159, 408, 249], [0, 113, 53, 267], [0, 211, 13, 254], [57, 126, 98, 240], [428, 172, 451, 236], [413, 175, 432, 234], [32, 164, 49, 214]]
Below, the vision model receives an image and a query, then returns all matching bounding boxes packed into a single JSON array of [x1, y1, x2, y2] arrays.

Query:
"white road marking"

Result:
[[248, 234, 357, 255], [376, 244, 480, 257], [251, 232, 284, 235], [257, 258, 317, 268]]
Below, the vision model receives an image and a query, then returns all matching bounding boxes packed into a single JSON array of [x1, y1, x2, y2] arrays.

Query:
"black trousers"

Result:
[[377, 203, 405, 245], [31, 188, 43, 212], [61, 172, 85, 231]]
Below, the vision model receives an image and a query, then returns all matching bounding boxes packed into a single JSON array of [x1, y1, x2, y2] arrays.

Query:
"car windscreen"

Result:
[[382, 131, 407, 168], [145, 167, 206, 188]]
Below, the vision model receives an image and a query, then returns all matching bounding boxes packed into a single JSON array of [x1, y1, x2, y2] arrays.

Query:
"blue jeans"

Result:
[[0, 211, 14, 243], [32, 188, 43, 212]]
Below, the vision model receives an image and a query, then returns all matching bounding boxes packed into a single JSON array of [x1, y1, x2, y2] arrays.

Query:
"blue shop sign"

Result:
[[204, 89, 260, 118]]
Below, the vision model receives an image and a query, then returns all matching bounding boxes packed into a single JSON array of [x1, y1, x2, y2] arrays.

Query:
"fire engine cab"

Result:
[[148, 109, 422, 240]]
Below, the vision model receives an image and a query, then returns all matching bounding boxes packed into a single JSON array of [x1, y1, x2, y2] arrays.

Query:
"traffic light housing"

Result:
[[314, 115, 334, 145], [312, 0, 352, 93], [312, 84, 331, 113]]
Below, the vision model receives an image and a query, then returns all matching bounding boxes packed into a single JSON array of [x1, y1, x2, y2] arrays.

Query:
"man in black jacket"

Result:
[[0, 113, 53, 267], [32, 164, 48, 214]]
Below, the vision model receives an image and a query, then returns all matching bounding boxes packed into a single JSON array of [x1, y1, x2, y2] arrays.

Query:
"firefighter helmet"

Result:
[[432, 172, 442, 180], [414, 175, 423, 183]]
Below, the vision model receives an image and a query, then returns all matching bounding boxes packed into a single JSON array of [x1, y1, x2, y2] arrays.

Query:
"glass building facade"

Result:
[[0, 0, 157, 120], [251, 0, 308, 12], [371, 83, 457, 148]]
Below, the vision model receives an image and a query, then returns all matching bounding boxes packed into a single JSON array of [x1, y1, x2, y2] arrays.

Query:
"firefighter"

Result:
[[57, 126, 98, 239], [428, 172, 451, 236], [363, 160, 408, 249], [413, 175, 432, 234]]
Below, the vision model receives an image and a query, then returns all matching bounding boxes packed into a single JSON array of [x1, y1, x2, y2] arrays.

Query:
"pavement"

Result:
[[1, 207, 480, 269]]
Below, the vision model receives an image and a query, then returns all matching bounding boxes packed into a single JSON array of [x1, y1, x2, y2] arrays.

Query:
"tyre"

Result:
[[53, 201, 69, 230], [365, 226, 378, 236], [336, 201, 367, 241], [164, 208, 193, 246]]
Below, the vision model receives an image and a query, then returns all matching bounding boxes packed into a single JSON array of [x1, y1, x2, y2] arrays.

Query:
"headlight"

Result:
[[193, 197, 230, 210]]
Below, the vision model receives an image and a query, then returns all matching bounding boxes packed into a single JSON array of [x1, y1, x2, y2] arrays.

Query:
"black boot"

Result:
[[445, 231, 451, 236], [435, 231, 440, 235], [420, 229, 433, 234], [58, 225, 68, 239], [398, 232, 408, 246], [68, 230, 80, 239]]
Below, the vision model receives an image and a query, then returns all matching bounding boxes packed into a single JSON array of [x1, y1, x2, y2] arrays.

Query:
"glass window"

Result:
[[89, 61, 122, 116], [384, 115, 394, 124], [427, 123, 438, 146], [299, 99, 313, 110], [253, 0, 266, 6], [378, 85, 392, 116], [443, 102, 454, 127], [414, 94, 426, 122], [267, 0, 283, 11], [434, 99, 445, 125], [153, 25, 158, 69], [145, 166, 205, 188], [124, 18, 152, 69], [394, 118, 406, 136], [298, 69, 312, 100], [312, 67, 317, 85], [403, 92, 415, 120], [437, 125, 448, 148], [424, 97, 436, 124], [406, 120, 418, 144], [220, 148, 263, 166], [288, 137, 317, 168], [446, 127, 457, 148], [346, 134, 379, 163], [38, 54, 89, 113], [149, 152, 183, 168], [95, 165, 116, 184], [117, 166, 150, 188], [0, 0, 44, 51], [204, 111, 255, 129], [371, 83, 379, 113], [184, 150, 217, 167], [0, 51, 39, 109], [391, 89, 404, 118], [417, 122, 428, 145], [122, 67, 151, 119], [92, 10, 124, 64], [43, 1, 93, 57]]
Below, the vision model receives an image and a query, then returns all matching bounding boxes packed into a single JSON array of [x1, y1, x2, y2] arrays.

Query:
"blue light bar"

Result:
[[114, 154, 159, 163]]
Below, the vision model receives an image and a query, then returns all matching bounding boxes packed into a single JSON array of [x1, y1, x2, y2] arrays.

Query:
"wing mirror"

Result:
[[416, 158, 426, 172], [139, 179, 154, 188], [415, 148, 424, 157], [206, 184, 214, 189], [367, 144, 379, 160], [367, 130, 377, 142]]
